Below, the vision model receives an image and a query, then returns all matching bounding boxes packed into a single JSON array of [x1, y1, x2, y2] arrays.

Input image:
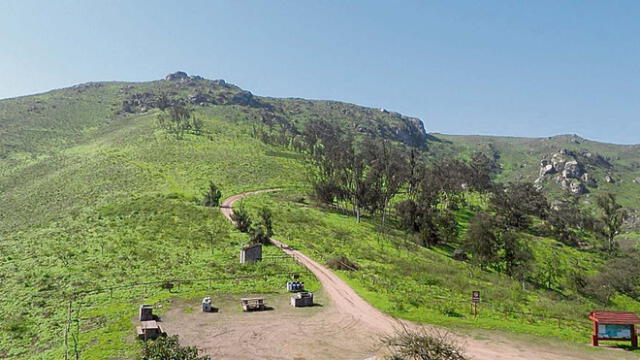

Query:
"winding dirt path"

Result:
[[222, 189, 398, 335], [210, 190, 630, 360]]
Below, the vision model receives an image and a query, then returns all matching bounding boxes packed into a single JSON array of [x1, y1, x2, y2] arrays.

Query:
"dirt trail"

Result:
[[222, 189, 399, 335], [203, 189, 630, 360]]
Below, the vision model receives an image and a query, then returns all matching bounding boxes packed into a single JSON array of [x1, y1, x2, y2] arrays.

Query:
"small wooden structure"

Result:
[[136, 320, 165, 340], [240, 243, 262, 264], [139, 304, 154, 321], [241, 297, 266, 311], [588, 311, 640, 347], [291, 292, 314, 307], [202, 297, 214, 312]]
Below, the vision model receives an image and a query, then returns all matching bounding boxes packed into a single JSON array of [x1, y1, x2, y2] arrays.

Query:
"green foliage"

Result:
[[157, 103, 203, 139], [545, 195, 595, 246], [231, 206, 252, 233], [462, 212, 501, 269], [596, 192, 628, 252], [490, 182, 548, 230], [326, 254, 359, 271], [202, 181, 222, 207], [138, 336, 210, 360], [249, 206, 274, 244], [580, 252, 640, 305], [502, 231, 533, 280]]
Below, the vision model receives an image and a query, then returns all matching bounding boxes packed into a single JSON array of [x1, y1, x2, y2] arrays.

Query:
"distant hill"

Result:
[[2, 71, 639, 232]]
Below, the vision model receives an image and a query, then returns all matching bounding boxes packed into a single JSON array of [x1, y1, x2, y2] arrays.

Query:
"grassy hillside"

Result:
[[240, 190, 639, 344], [0, 84, 320, 358], [2, 74, 640, 358]]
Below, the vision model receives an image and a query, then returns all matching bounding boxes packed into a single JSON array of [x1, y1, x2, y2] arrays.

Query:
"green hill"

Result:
[[1, 73, 639, 358]]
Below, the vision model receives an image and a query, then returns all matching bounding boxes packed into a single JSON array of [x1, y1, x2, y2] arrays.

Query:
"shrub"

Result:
[[326, 254, 360, 271], [202, 182, 222, 207], [231, 206, 252, 232], [138, 335, 210, 360], [249, 206, 274, 244], [579, 252, 640, 304], [381, 327, 467, 360]]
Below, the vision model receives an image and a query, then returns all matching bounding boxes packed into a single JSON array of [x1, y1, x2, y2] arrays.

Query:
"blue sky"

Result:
[[1, 1, 639, 144]]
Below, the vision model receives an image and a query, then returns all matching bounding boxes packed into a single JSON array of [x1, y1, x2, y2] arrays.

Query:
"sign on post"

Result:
[[471, 291, 480, 318], [472, 291, 480, 303]]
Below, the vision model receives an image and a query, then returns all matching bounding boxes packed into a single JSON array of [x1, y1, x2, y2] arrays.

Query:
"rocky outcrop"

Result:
[[231, 91, 255, 106], [122, 92, 159, 113], [120, 74, 270, 113], [559, 178, 587, 195], [396, 116, 427, 147], [562, 160, 583, 179], [581, 173, 596, 187], [165, 71, 190, 82], [537, 149, 601, 195], [569, 180, 586, 195], [188, 92, 214, 106], [576, 150, 613, 169], [539, 160, 555, 176], [551, 152, 568, 172]]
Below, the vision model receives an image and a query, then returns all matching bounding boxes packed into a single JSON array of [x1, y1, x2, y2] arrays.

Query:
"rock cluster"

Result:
[[121, 92, 162, 113], [120, 73, 268, 113], [535, 149, 599, 195]]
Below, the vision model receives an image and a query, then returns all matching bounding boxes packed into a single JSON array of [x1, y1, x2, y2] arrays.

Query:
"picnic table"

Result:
[[241, 297, 266, 311]]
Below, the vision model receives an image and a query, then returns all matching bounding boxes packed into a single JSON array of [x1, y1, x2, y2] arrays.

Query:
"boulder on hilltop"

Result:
[[165, 71, 190, 81]]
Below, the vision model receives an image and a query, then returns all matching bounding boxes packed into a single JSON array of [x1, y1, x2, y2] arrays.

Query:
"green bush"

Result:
[[326, 254, 360, 271], [138, 336, 210, 360]]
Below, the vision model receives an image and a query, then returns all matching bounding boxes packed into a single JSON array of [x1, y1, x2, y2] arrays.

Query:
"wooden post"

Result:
[[73, 302, 81, 360], [471, 291, 480, 319], [591, 321, 599, 346], [632, 324, 638, 348], [64, 299, 72, 360]]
